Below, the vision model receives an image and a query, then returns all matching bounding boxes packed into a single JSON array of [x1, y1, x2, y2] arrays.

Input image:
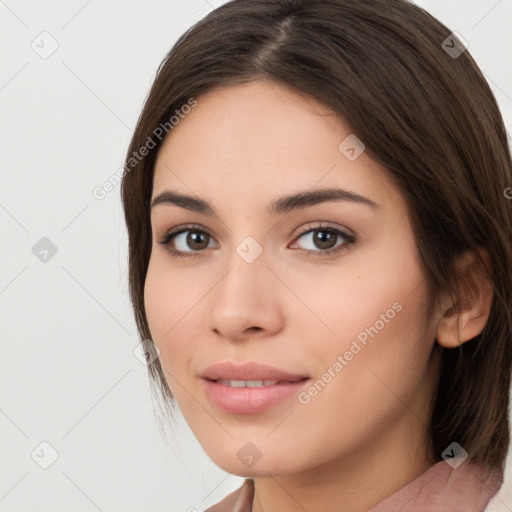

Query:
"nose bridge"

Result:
[[208, 234, 281, 338], [216, 236, 268, 308]]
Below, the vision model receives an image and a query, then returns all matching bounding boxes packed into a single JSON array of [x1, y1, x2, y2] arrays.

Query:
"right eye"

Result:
[[158, 224, 218, 258]]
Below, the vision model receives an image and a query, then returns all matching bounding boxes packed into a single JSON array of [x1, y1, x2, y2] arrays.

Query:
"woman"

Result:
[[120, 0, 512, 510]]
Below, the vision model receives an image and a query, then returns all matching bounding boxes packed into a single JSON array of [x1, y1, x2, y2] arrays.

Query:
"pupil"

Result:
[[188, 231, 208, 250], [314, 230, 336, 249]]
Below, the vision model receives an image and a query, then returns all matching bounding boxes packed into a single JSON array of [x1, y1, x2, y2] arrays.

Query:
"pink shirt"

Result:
[[204, 460, 503, 511]]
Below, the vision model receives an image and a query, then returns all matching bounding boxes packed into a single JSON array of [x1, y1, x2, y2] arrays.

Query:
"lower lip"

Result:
[[201, 378, 311, 414]]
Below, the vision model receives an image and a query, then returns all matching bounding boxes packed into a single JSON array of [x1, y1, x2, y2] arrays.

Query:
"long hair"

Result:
[[121, 0, 512, 472]]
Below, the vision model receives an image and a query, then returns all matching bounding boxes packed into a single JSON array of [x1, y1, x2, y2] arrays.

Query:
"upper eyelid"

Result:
[[296, 221, 353, 234]]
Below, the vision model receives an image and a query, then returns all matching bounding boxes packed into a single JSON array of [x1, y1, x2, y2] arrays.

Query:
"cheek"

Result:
[[144, 252, 198, 335], [144, 257, 167, 341], [289, 243, 431, 401], [299, 267, 431, 427], [276, 249, 425, 355], [144, 256, 189, 367], [143, 254, 210, 391]]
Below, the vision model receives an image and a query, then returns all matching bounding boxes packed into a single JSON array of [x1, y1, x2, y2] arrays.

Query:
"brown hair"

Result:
[[121, 0, 512, 473]]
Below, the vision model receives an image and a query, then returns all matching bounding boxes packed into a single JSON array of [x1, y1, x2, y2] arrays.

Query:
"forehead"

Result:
[[156, 80, 341, 172], [152, 80, 404, 216]]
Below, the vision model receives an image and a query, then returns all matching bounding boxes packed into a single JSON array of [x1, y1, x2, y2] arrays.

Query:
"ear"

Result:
[[436, 249, 494, 348]]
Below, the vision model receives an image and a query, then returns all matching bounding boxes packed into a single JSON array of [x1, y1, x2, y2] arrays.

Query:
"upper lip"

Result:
[[201, 362, 309, 382]]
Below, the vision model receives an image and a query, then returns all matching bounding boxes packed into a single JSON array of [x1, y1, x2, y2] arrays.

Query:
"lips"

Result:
[[200, 363, 312, 414], [200, 361, 309, 383]]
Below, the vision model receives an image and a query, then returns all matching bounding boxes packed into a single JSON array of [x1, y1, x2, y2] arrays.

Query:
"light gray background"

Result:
[[1, 1, 511, 510]]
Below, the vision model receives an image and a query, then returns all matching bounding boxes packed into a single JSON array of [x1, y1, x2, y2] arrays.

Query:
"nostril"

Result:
[[243, 326, 263, 333]]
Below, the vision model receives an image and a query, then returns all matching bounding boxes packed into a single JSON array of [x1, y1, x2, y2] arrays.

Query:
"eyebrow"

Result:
[[150, 187, 382, 215]]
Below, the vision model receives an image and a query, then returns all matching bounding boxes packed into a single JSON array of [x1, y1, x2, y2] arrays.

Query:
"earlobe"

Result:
[[436, 249, 494, 348]]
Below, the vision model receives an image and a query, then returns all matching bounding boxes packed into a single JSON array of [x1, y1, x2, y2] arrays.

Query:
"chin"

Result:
[[204, 446, 306, 478]]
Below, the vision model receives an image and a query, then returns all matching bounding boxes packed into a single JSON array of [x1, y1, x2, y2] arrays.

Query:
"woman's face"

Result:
[[145, 80, 441, 477]]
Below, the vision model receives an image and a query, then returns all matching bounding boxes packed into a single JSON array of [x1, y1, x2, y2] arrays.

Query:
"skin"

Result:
[[144, 80, 493, 511]]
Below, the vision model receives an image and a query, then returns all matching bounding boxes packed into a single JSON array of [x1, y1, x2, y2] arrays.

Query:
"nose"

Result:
[[207, 247, 284, 342]]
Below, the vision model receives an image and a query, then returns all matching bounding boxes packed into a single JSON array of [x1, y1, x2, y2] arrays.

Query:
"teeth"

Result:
[[216, 379, 280, 387]]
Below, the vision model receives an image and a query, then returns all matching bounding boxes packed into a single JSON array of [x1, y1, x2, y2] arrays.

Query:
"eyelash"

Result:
[[157, 222, 356, 259]]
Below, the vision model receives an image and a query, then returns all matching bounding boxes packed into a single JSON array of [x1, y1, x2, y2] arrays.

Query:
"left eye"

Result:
[[290, 226, 355, 255]]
